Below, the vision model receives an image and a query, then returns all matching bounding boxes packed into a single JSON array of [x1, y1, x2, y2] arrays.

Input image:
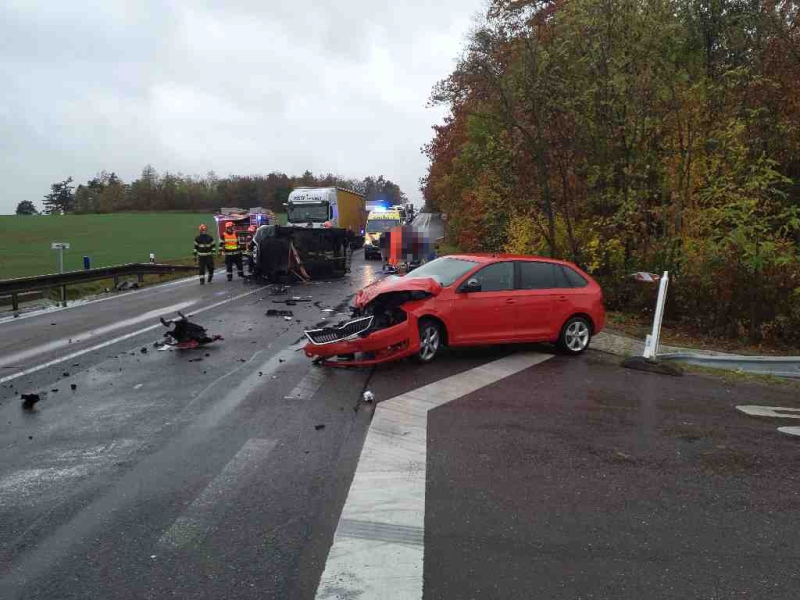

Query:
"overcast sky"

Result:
[[0, 0, 485, 214]]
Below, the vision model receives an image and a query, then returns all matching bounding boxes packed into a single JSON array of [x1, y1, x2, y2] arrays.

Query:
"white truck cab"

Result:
[[286, 187, 337, 229]]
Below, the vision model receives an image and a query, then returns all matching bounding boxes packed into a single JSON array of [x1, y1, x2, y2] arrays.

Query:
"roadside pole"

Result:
[[51, 242, 70, 307], [643, 271, 669, 359]]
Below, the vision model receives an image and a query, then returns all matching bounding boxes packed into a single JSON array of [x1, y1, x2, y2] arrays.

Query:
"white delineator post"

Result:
[[643, 271, 669, 359]]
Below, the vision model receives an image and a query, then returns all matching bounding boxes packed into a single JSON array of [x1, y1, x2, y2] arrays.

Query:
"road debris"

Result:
[[362, 391, 375, 403], [160, 312, 223, 349], [70, 384, 77, 391], [270, 285, 289, 295], [266, 309, 294, 317], [140, 347, 148, 354], [315, 424, 325, 431], [21, 394, 41, 410], [115, 280, 140, 291], [134, 384, 143, 390], [62, 372, 70, 377], [51, 388, 59, 393], [189, 358, 203, 363], [621, 356, 683, 376]]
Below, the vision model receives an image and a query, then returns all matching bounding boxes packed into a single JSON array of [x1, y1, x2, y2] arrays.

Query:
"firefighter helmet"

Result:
[[224, 221, 234, 228]]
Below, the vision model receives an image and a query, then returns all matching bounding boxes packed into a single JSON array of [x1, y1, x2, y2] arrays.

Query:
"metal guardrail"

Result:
[[0, 263, 197, 311], [659, 352, 800, 378]]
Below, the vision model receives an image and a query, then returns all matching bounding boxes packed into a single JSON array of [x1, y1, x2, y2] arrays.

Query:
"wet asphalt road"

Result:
[[2, 255, 800, 599]]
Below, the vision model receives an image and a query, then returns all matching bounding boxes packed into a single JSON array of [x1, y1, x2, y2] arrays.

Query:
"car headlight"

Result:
[[364, 240, 373, 246]]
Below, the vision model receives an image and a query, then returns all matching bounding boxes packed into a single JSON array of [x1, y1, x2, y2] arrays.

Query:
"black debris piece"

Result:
[[29, 436, 33, 440], [140, 348, 148, 354], [202, 370, 207, 374], [238, 358, 247, 363], [279, 359, 285, 363], [71, 384, 77, 391], [160, 312, 221, 347], [72, 363, 80, 367], [189, 358, 203, 363], [314, 424, 325, 431], [51, 323, 56, 326], [266, 309, 294, 317], [51, 388, 59, 393], [270, 285, 289, 295], [62, 372, 70, 377], [21, 394, 41, 410], [621, 356, 684, 377], [205, 353, 210, 358], [258, 372, 263, 377]]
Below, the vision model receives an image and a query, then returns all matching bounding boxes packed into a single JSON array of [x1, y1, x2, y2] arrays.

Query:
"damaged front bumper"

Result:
[[303, 315, 421, 367]]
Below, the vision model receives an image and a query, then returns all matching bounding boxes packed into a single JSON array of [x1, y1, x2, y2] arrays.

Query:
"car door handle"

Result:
[[505, 298, 516, 304], [557, 296, 569, 301]]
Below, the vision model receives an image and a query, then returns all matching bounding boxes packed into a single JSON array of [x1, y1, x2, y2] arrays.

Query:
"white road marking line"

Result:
[[0, 287, 263, 385], [314, 351, 553, 600], [0, 300, 197, 369], [778, 427, 800, 437], [159, 438, 276, 549], [285, 367, 329, 400], [736, 405, 800, 419]]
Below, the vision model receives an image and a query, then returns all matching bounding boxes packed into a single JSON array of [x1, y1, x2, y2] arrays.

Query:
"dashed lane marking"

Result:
[[314, 351, 554, 600], [285, 366, 330, 400], [159, 438, 276, 549]]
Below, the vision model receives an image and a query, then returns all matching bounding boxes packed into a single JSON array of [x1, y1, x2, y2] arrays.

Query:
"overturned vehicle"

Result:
[[252, 225, 352, 283]]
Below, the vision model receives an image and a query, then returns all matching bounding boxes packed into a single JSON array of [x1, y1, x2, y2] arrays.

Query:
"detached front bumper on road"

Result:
[[303, 315, 421, 367]]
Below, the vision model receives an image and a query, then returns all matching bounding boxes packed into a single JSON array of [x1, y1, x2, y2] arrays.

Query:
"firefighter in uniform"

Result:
[[220, 221, 244, 281], [244, 225, 257, 275], [193, 224, 216, 284]]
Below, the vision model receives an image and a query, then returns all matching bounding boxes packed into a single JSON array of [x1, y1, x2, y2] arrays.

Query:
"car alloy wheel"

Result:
[[560, 317, 591, 354], [416, 320, 441, 363]]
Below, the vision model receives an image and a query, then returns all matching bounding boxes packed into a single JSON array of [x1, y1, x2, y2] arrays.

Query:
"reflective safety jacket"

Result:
[[221, 231, 241, 255], [193, 233, 217, 257]]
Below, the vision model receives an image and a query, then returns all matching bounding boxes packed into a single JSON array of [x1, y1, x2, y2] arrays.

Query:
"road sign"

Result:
[[51, 242, 70, 250]]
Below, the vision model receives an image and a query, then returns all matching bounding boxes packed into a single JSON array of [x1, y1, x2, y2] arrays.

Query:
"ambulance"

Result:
[[363, 207, 403, 260]]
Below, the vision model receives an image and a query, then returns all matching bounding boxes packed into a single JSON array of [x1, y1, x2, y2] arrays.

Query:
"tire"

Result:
[[414, 319, 443, 364], [558, 316, 592, 355]]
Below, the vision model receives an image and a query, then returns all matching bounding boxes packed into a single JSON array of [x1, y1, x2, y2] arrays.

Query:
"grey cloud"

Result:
[[0, 0, 483, 213]]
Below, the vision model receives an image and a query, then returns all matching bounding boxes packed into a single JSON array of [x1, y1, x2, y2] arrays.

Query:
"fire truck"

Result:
[[213, 207, 276, 248]]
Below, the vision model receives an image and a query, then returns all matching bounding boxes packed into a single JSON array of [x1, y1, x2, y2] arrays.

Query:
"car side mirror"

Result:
[[462, 278, 481, 293]]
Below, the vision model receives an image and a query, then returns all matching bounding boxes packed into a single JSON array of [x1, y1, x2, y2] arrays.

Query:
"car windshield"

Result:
[[366, 219, 401, 232], [288, 202, 328, 223], [403, 257, 478, 287]]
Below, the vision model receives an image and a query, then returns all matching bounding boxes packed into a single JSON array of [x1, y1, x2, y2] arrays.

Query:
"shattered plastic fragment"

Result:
[[21, 394, 41, 410], [315, 424, 325, 431], [266, 309, 294, 317], [362, 391, 375, 403]]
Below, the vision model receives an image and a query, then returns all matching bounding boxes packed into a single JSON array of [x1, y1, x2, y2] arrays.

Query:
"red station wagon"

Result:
[[303, 254, 606, 367]]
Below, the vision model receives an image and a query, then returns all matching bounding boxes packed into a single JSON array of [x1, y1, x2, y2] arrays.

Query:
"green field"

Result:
[[0, 213, 286, 280]]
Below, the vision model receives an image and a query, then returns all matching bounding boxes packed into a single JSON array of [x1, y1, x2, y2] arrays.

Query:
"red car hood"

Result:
[[354, 276, 442, 308]]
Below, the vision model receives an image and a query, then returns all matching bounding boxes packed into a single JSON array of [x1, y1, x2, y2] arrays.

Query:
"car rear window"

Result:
[[562, 266, 589, 288], [519, 262, 555, 290], [553, 265, 572, 288]]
